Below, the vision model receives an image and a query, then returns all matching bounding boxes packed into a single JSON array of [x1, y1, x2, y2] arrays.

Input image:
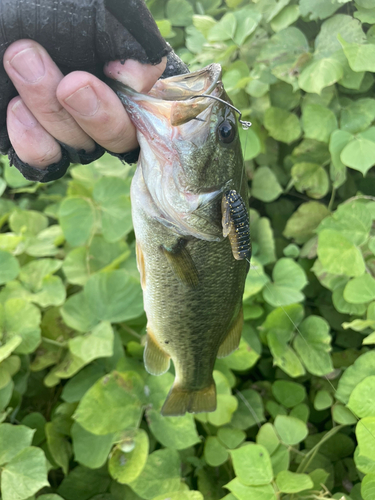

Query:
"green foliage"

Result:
[[0, 0, 375, 499]]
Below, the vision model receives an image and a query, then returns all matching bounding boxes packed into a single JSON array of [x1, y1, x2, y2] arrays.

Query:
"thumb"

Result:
[[104, 57, 167, 93]]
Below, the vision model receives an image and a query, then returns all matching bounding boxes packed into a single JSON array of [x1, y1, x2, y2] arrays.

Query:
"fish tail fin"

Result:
[[161, 380, 216, 416]]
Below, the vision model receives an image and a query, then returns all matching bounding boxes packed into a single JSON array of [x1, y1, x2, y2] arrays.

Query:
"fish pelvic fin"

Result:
[[136, 241, 146, 290], [162, 239, 199, 288], [144, 327, 171, 376], [217, 306, 243, 359], [161, 380, 217, 416]]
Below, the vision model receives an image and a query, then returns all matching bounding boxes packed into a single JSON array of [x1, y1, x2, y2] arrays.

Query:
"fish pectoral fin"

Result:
[[136, 241, 146, 290], [217, 306, 244, 358], [162, 240, 199, 288], [221, 194, 232, 238], [144, 327, 170, 376], [161, 380, 217, 416]]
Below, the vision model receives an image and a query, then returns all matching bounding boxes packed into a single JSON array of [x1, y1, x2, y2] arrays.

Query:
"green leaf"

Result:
[[283, 202, 330, 244], [256, 424, 280, 456], [57, 465, 110, 500], [68, 322, 114, 364], [291, 162, 329, 199], [166, 0, 194, 26], [344, 274, 375, 304], [340, 137, 375, 176], [59, 197, 95, 246], [225, 478, 277, 500], [147, 410, 200, 450], [332, 404, 357, 425], [317, 229, 365, 277], [362, 473, 375, 500], [314, 390, 333, 411], [341, 98, 375, 134], [217, 428, 246, 449], [251, 167, 283, 202], [299, 0, 340, 20], [293, 316, 333, 376], [274, 415, 308, 445], [268, 331, 306, 377], [45, 421, 71, 475], [275, 470, 313, 493], [302, 104, 337, 143], [71, 422, 114, 469], [272, 381, 306, 408], [231, 444, 273, 486], [270, 5, 300, 32], [108, 429, 149, 484], [3, 299, 41, 354], [329, 130, 352, 185], [204, 436, 229, 467], [318, 200, 372, 246], [208, 12, 236, 41], [252, 218, 276, 266], [0, 250, 19, 285], [234, 8, 261, 45], [61, 291, 99, 333], [1, 446, 49, 500], [356, 417, 375, 460], [9, 209, 48, 236], [84, 270, 144, 323], [263, 258, 307, 307], [339, 35, 375, 72], [231, 389, 265, 430], [93, 177, 132, 242], [128, 449, 181, 500], [0, 424, 34, 465], [73, 371, 143, 435], [264, 107, 301, 144], [299, 58, 343, 94], [336, 351, 375, 404], [348, 376, 375, 418]]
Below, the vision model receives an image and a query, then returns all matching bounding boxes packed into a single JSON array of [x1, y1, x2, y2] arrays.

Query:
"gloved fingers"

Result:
[[7, 96, 62, 168], [3, 39, 95, 156], [56, 71, 138, 154]]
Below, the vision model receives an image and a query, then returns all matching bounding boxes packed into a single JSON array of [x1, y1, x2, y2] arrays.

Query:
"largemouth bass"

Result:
[[111, 64, 250, 416]]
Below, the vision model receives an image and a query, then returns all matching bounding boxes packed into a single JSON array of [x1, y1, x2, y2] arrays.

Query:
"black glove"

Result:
[[0, 0, 188, 182]]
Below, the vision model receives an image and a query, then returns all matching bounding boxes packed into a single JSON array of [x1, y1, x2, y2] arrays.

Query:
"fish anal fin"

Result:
[[161, 380, 216, 416], [217, 307, 244, 359], [144, 327, 170, 376], [136, 241, 146, 290], [162, 239, 199, 288]]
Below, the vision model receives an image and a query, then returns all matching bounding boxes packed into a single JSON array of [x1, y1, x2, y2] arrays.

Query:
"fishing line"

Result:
[[249, 260, 375, 443], [190, 94, 252, 130]]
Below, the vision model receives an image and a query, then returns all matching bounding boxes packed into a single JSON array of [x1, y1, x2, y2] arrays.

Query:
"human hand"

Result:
[[3, 39, 167, 170]]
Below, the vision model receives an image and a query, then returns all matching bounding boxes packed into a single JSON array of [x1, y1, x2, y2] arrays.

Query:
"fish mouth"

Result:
[[109, 63, 223, 127]]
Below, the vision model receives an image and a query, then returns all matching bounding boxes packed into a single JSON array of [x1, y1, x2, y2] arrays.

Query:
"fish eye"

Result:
[[217, 120, 236, 144]]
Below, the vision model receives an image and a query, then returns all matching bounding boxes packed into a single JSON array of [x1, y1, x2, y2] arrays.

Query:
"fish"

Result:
[[110, 63, 251, 416]]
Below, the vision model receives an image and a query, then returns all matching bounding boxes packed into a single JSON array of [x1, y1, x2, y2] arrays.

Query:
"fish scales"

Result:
[[112, 64, 250, 416]]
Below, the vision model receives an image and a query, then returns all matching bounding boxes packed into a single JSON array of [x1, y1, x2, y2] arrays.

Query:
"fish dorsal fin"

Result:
[[144, 326, 170, 376], [217, 307, 244, 358], [162, 239, 199, 288]]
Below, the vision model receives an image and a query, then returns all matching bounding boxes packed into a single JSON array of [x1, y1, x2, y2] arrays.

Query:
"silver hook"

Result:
[[189, 94, 252, 130]]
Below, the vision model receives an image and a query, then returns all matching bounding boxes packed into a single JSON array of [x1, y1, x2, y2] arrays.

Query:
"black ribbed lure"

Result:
[[222, 190, 251, 261]]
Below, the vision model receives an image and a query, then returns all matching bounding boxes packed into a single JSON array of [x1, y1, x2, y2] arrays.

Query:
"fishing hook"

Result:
[[189, 94, 252, 130]]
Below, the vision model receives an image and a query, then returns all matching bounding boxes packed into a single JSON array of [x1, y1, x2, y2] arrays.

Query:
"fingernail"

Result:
[[11, 100, 36, 127], [64, 86, 99, 116], [10, 47, 45, 83]]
